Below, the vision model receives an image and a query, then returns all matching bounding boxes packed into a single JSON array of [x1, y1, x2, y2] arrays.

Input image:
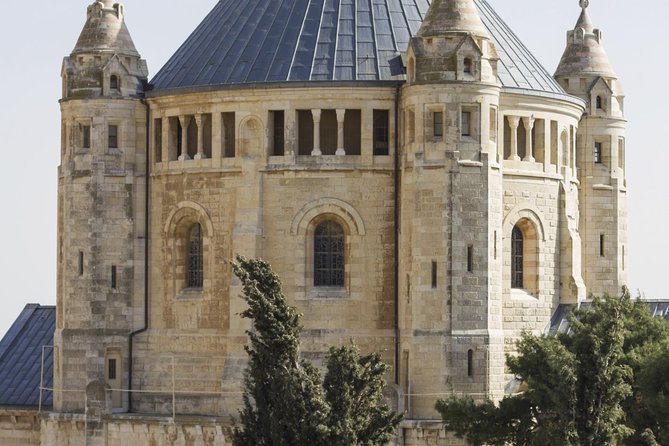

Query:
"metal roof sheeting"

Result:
[[151, 0, 568, 98], [0, 305, 54, 407]]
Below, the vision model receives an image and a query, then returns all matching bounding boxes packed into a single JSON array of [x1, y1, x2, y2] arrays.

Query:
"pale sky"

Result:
[[0, 0, 666, 336]]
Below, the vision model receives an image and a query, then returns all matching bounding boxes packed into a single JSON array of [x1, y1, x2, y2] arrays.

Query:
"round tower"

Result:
[[399, 0, 506, 418], [55, 0, 148, 413], [555, 0, 628, 297]]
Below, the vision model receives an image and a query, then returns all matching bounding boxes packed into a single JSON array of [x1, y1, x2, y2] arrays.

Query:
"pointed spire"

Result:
[[417, 0, 490, 39], [555, 0, 616, 78], [575, 0, 594, 33], [72, 1, 139, 57]]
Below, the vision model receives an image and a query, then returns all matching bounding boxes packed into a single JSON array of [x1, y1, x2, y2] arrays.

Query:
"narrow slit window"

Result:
[[373, 110, 389, 156], [600, 234, 605, 257], [82, 125, 91, 149], [431, 261, 437, 289], [111, 265, 117, 289], [622, 245, 625, 270], [467, 349, 474, 377], [596, 96, 603, 110], [108, 125, 118, 149], [433, 111, 443, 138], [461, 111, 471, 137], [108, 358, 117, 380], [467, 245, 474, 273], [78, 251, 84, 276]]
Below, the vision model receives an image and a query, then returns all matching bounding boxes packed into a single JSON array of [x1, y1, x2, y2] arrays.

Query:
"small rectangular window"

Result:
[[82, 125, 91, 149], [108, 125, 118, 149], [433, 111, 443, 138], [373, 110, 390, 156], [600, 234, 605, 257], [594, 142, 603, 164], [467, 245, 474, 273], [111, 265, 117, 289], [622, 245, 625, 270], [108, 358, 117, 380], [431, 261, 437, 289], [461, 111, 471, 137], [467, 349, 474, 377], [270, 111, 285, 156], [78, 252, 84, 276]]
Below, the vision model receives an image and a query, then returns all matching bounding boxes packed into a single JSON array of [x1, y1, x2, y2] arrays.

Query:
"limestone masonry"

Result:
[[0, 0, 628, 444]]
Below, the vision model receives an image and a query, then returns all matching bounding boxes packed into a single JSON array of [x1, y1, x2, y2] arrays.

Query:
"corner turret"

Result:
[[406, 0, 498, 85], [554, 0, 628, 298], [62, 1, 148, 99], [55, 1, 148, 420]]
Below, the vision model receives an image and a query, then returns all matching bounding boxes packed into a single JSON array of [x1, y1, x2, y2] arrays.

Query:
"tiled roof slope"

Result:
[[0, 304, 55, 407], [548, 301, 669, 336], [150, 0, 568, 99]]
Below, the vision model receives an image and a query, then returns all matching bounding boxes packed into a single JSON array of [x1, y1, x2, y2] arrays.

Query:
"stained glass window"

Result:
[[512, 225, 524, 289], [314, 221, 344, 287], [187, 223, 203, 288]]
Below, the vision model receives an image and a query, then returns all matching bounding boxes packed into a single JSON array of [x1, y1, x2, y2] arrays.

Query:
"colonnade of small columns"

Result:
[[503, 114, 577, 175], [152, 106, 392, 164], [310, 109, 349, 156]]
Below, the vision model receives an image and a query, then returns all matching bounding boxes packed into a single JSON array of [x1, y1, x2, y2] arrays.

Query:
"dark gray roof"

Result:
[[151, 0, 568, 99], [548, 301, 669, 336], [0, 304, 54, 407]]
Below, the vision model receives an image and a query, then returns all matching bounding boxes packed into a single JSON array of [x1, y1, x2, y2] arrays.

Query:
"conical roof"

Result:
[[150, 0, 569, 100], [555, 2, 615, 78], [72, 2, 139, 57], [417, 0, 489, 38]]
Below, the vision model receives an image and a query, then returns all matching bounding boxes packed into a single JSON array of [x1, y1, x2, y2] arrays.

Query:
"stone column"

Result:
[[177, 115, 191, 161], [336, 109, 346, 156], [311, 109, 322, 156], [211, 113, 222, 160], [194, 114, 206, 160], [507, 116, 520, 161], [522, 116, 535, 162], [161, 116, 170, 163]]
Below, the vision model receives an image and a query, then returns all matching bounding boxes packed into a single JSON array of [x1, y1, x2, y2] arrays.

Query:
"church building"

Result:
[[0, 0, 629, 444]]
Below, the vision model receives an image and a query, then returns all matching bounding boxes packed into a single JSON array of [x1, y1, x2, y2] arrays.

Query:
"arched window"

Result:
[[110, 75, 119, 91], [511, 225, 524, 289], [314, 221, 344, 287], [187, 223, 203, 288], [596, 95, 603, 110]]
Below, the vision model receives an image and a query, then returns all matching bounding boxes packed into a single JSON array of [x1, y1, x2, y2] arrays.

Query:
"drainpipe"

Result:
[[394, 83, 401, 385], [128, 99, 151, 412]]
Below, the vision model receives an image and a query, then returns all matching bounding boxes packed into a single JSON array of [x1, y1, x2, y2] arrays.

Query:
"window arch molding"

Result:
[[164, 201, 214, 296], [291, 198, 365, 237], [503, 206, 546, 297]]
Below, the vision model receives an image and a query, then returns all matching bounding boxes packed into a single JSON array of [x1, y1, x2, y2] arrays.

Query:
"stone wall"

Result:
[[0, 409, 40, 445]]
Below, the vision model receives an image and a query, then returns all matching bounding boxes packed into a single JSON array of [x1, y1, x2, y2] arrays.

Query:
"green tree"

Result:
[[436, 290, 649, 446], [232, 256, 401, 446], [324, 346, 403, 446]]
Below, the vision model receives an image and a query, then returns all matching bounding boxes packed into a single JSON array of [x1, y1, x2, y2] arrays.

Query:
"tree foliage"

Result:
[[436, 289, 669, 446], [232, 256, 402, 446]]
